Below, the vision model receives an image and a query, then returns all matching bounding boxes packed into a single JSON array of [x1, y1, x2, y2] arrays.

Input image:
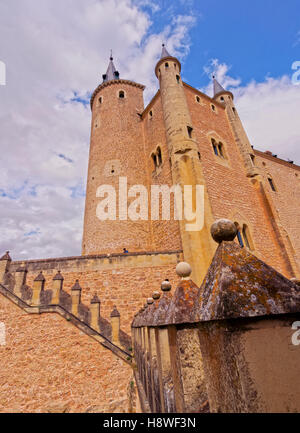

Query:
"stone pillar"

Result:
[[0, 251, 11, 282], [155, 52, 216, 285], [156, 327, 175, 413], [14, 267, 27, 298], [32, 272, 45, 306], [51, 271, 63, 304], [90, 294, 101, 332], [214, 88, 259, 178], [71, 280, 82, 316], [110, 306, 120, 346]]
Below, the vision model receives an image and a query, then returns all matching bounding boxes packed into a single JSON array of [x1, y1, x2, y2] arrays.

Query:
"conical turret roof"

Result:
[[102, 53, 119, 83], [161, 43, 171, 59], [213, 76, 227, 97]]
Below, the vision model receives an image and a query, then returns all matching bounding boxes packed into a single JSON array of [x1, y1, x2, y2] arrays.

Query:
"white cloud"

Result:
[[0, 0, 196, 260], [203, 59, 300, 164]]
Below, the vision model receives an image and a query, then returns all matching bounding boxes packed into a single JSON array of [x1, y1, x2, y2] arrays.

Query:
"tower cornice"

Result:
[[155, 56, 181, 78], [90, 79, 145, 109], [213, 89, 234, 101]]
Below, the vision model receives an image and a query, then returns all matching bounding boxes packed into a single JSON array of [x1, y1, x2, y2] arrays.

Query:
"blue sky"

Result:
[[139, 0, 300, 88], [0, 0, 299, 260]]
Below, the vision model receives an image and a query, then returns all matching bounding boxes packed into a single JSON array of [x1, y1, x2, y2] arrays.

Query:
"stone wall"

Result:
[[8, 251, 182, 335], [0, 294, 133, 413]]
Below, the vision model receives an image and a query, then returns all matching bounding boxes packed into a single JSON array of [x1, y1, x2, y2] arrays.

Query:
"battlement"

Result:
[[0, 254, 132, 363]]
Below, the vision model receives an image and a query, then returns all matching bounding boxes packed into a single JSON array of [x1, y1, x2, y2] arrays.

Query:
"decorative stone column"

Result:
[[14, 267, 27, 298], [0, 251, 11, 282], [32, 272, 45, 306], [51, 271, 64, 304], [90, 294, 101, 332], [110, 306, 120, 346], [71, 280, 82, 316]]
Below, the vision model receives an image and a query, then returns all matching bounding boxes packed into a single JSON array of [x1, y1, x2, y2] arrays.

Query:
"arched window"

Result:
[[187, 126, 193, 139], [99, 96, 102, 104], [268, 177, 276, 191], [235, 222, 244, 248], [211, 104, 216, 112], [242, 224, 251, 249], [220, 96, 224, 102], [232, 107, 236, 115], [176, 75, 180, 83], [165, 62, 169, 68], [218, 142, 224, 158], [211, 138, 226, 158], [211, 138, 218, 156], [196, 96, 200, 103], [119, 90, 125, 99]]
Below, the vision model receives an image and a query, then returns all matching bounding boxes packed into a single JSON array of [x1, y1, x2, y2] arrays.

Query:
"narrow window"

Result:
[[99, 96, 102, 104], [176, 75, 180, 83], [174, 63, 177, 69], [242, 225, 251, 249], [119, 90, 125, 99], [250, 154, 255, 166], [151, 154, 157, 170], [149, 110, 153, 118], [235, 223, 244, 248], [196, 96, 200, 103], [218, 143, 224, 158], [232, 107, 236, 115], [165, 62, 169, 68], [268, 177, 276, 191], [220, 96, 224, 101], [157, 147, 162, 166], [187, 126, 193, 139], [198, 152, 201, 160], [237, 230, 244, 247], [211, 139, 218, 156], [211, 104, 215, 112]]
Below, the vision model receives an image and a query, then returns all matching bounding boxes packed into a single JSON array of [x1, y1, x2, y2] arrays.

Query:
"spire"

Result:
[[161, 43, 171, 59], [102, 51, 120, 83], [213, 75, 227, 97]]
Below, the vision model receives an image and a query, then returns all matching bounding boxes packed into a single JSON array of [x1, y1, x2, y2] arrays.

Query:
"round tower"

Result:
[[155, 45, 216, 285], [82, 55, 151, 255], [213, 76, 259, 177]]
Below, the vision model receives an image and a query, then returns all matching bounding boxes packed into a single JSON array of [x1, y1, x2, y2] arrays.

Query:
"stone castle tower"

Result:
[[82, 45, 300, 284], [0, 45, 299, 413]]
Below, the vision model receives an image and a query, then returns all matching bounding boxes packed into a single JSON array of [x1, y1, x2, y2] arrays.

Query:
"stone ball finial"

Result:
[[152, 291, 161, 300], [176, 262, 192, 279], [211, 219, 237, 243], [161, 279, 172, 291], [147, 298, 154, 305]]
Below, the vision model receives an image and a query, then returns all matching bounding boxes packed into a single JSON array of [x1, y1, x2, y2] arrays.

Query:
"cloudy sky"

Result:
[[0, 0, 299, 260]]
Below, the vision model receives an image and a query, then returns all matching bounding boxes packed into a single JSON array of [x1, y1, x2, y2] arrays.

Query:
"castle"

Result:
[[0, 45, 299, 413]]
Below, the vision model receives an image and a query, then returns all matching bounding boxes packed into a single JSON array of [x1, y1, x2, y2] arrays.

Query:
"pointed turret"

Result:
[[161, 43, 171, 59], [213, 76, 227, 98], [102, 53, 120, 83]]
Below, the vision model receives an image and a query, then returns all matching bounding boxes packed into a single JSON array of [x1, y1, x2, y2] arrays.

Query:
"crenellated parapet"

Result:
[[0, 257, 132, 364], [132, 219, 300, 413]]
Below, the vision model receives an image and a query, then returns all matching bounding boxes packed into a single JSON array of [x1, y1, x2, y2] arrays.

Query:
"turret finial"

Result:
[[161, 43, 171, 59]]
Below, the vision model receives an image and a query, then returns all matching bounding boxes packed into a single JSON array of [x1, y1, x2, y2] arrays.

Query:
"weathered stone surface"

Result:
[[196, 241, 300, 321]]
